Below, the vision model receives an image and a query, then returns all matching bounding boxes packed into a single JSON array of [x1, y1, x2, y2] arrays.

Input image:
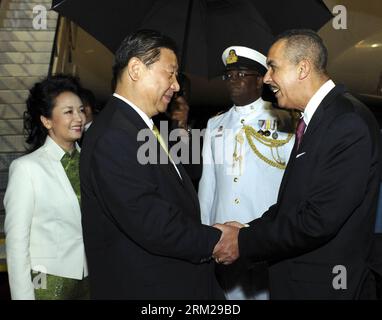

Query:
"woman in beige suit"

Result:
[[4, 74, 89, 300]]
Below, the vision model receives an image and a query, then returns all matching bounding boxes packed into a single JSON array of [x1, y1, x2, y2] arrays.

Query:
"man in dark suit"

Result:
[[78, 88, 97, 147], [213, 29, 382, 299], [79, 29, 226, 299]]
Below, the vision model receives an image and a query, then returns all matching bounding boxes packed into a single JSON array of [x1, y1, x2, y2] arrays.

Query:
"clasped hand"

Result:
[[212, 221, 246, 265]]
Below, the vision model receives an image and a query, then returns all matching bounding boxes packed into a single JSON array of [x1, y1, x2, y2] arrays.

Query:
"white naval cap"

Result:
[[222, 46, 268, 76]]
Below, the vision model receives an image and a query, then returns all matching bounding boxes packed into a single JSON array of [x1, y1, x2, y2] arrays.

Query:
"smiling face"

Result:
[[263, 40, 302, 110], [41, 91, 85, 151], [139, 48, 180, 117]]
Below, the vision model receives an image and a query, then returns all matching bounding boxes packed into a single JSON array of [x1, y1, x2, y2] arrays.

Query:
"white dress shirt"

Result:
[[303, 79, 336, 128]]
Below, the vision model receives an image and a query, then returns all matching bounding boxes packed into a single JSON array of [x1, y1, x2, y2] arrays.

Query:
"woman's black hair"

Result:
[[24, 74, 82, 152]]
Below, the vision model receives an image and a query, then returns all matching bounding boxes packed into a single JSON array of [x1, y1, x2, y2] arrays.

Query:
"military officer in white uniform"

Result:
[[198, 46, 296, 300]]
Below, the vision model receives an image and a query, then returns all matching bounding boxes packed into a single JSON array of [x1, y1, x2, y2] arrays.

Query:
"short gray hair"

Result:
[[275, 29, 328, 73]]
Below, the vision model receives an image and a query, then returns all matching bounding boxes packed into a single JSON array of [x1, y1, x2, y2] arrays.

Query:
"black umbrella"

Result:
[[52, 0, 332, 77]]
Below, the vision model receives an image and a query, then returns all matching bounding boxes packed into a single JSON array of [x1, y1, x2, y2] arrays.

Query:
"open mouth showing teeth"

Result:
[[270, 86, 279, 94]]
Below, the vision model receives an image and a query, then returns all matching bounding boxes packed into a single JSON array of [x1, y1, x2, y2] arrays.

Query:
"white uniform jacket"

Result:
[[4, 136, 88, 300], [199, 98, 295, 225]]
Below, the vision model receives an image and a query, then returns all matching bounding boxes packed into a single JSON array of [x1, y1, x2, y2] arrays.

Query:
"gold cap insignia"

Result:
[[226, 49, 238, 65]]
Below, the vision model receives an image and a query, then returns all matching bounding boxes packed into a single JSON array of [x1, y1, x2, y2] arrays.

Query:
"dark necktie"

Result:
[[296, 118, 306, 150], [61, 149, 81, 204]]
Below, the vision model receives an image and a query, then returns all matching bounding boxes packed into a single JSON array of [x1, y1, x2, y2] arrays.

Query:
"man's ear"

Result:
[[298, 59, 311, 80], [127, 57, 143, 81], [40, 115, 51, 130]]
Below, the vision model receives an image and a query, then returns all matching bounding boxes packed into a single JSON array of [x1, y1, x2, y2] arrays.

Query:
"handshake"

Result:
[[211, 221, 248, 265]]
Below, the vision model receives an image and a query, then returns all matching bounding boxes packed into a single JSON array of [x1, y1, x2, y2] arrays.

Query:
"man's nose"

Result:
[[74, 109, 84, 122], [263, 70, 271, 84], [172, 78, 180, 92]]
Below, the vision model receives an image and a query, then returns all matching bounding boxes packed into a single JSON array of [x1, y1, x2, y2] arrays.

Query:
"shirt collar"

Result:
[[44, 135, 80, 161], [233, 97, 268, 115], [113, 93, 154, 130], [84, 121, 92, 131], [303, 79, 335, 126]]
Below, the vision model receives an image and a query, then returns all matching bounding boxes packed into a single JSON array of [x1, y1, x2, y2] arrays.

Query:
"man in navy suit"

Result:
[[79, 29, 227, 299], [369, 147, 382, 299], [213, 29, 382, 299]]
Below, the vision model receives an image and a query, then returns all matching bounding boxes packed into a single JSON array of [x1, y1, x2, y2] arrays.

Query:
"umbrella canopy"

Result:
[[52, 0, 332, 77]]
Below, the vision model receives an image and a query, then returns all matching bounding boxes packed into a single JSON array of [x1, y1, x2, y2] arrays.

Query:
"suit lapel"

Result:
[[44, 147, 81, 218], [300, 85, 344, 149], [114, 97, 185, 186], [157, 146, 185, 185], [277, 84, 345, 201], [109, 97, 200, 218], [112, 96, 148, 131], [277, 143, 297, 202]]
